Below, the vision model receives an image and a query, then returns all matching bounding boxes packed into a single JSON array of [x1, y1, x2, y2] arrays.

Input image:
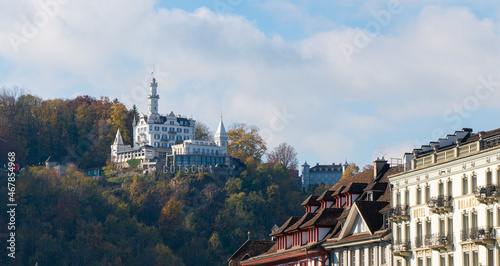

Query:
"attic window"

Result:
[[367, 192, 373, 201], [351, 215, 368, 234]]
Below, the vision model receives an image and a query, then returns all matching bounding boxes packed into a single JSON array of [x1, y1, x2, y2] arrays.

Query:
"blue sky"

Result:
[[1, 0, 500, 169]]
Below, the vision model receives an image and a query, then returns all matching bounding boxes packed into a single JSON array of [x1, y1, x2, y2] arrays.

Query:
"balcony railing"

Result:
[[427, 195, 453, 213], [392, 240, 412, 257], [474, 185, 500, 203], [414, 236, 423, 248], [388, 205, 410, 222], [460, 227, 495, 245], [424, 233, 453, 250]]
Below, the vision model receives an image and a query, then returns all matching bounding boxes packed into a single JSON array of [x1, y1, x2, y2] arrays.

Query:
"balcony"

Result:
[[461, 227, 495, 246], [392, 240, 412, 257], [474, 185, 500, 203], [427, 195, 453, 213], [425, 233, 453, 250], [414, 236, 424, 248], [388, 205, 410, 222]]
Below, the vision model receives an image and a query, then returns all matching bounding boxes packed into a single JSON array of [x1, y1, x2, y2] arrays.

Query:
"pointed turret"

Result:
[[114, 129, 124, 145], [132, 116, 136, 127], [215, 116, 228, 155], [215, 116, 228, 139]]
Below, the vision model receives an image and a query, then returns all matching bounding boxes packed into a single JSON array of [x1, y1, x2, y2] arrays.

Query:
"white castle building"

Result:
[[167, 116, 230, 167], [111, 76, 229, 168], [389, 128, 500, 266]]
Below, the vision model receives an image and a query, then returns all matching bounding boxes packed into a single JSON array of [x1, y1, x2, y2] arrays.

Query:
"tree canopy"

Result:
[[267, 142, 298, 170], [227, 123, 267, 163], [341, 163, 359, 179], [195, 122, 214, 141]]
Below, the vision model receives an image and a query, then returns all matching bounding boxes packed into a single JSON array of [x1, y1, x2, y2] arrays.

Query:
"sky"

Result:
[[1, 0, 500, 169]]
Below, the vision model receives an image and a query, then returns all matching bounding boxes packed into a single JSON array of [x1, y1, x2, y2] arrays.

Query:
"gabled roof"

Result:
[[300, 208, 344, 229], [284, 213, 316, 233], [317, 190, 335, 201], [331, 186, 346, 196], [329, 169, 375, 196], [301, 195, 320, 206], [270, 217, 301, 236], [355, 201, 389, 233], [337, 201, 389, 239], [340, 183, 367, 194], [228, 240, 275, 262]]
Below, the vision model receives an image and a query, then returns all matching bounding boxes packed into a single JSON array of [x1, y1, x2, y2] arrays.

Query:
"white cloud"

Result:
[[0, 2, 499, 166]]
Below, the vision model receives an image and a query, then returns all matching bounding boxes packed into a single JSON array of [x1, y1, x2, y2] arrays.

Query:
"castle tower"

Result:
[[111, 129, 125, 159], [301, 161, 310, 192], [147, 77, 160, 123], [342, 160, 349, 174], [215, 116, 228, 154]]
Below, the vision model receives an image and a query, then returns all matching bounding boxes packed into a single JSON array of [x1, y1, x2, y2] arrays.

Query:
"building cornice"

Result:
[[389, 145, 500, 188]]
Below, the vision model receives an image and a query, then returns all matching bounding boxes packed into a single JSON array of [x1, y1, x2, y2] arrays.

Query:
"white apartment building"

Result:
[[389, 128, 500, 266]]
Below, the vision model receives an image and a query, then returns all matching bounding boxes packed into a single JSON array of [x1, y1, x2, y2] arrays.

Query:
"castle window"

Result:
[[367, 192, 373, 201]]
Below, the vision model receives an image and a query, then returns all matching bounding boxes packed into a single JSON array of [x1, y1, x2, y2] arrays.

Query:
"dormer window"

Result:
[[367, 192, 373, 201]]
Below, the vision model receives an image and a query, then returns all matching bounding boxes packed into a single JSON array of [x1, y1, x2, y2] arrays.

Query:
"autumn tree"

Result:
[[341, 163, 359, 179], [195, 122, 214, 141], [158, 197, 183, 232], [108, 103, 130, 143], [267, 142, 299, 170], [227, 123, 267, 163]]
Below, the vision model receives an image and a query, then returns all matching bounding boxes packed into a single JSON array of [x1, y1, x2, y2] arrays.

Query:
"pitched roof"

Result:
[[340, 183, 367, 194], [317, 190, 335, 201], [284, 213, 316, 233], [270, 217, 301, 236], [301, 195, 320, 206], [329, 169, 375, 195], [355, 201, 390, 233], [301, 208, 344, 228], [228, 240, 275, 262]]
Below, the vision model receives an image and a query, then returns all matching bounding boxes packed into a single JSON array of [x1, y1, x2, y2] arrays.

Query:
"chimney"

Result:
[[373, 156, 388, 179]]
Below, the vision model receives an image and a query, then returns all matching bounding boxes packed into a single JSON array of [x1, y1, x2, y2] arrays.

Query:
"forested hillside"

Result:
[[0, 88, 306, 265], [0, 88, 135, 169]]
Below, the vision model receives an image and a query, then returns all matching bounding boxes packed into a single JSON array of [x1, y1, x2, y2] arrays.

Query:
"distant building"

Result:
[[166, 117, 230, 167], [300, 161, 349, 191], [111, 76, 231, 168], [45, 156, 75, 176]]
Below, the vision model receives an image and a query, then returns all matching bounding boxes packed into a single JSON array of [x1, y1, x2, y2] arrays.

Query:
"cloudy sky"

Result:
[[1, 0, 500, 168]]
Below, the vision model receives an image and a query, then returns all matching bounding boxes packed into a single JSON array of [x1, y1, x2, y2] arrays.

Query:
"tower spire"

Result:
[[114, 129, 124, 145]]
